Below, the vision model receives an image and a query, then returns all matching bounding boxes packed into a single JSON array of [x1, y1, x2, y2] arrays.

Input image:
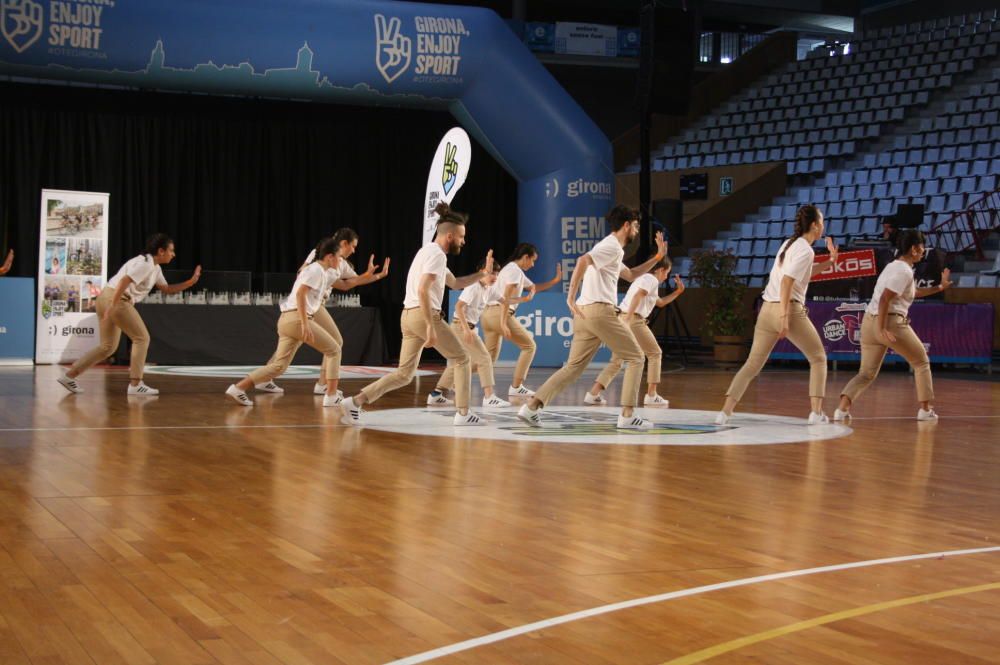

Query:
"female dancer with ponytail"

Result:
[[254, 228, 390, 400], [476, 243, 562, 400], [835, 230, 952, 421], [58, 234, 201, 396], [715, 205, 838, 425]]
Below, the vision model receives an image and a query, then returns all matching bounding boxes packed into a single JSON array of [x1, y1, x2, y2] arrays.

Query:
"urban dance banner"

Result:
[[771, 300, 994, 364], [35, 189, 110, 363]]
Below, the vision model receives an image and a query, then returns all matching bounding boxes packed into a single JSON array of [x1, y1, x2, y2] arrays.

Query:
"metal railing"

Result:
[[925, 188, 1000, 259]]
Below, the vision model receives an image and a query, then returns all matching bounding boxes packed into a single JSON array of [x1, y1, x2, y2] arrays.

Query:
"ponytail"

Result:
[[778, 205, 821, 265]]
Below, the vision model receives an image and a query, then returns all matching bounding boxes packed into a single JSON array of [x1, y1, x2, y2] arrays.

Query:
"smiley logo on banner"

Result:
[[2, 0, 44, 54], [374, 14, 412, 84]]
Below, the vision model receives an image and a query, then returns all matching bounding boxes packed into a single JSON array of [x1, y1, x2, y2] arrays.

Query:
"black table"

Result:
[[115, 305, 386, 365]]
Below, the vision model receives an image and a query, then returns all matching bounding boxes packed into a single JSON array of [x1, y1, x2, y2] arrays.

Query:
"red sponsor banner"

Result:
[[811, 249, 878, 282]]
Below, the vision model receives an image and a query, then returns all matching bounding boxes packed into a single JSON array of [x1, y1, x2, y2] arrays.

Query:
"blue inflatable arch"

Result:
[[0, 0, 615, 281]]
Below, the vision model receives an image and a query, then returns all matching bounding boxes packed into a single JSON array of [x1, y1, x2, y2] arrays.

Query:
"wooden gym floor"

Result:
[[0, 363, 997, 665]]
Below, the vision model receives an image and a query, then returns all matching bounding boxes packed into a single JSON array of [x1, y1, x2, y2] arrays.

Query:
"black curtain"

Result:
[[0, 82, 518, 358]]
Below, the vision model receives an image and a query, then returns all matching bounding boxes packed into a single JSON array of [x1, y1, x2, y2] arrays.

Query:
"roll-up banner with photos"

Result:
[[35, 189, 110, 364]]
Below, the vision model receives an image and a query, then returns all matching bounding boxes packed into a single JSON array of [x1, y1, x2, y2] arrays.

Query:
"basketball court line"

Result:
[[384, 545, 1000, 665]]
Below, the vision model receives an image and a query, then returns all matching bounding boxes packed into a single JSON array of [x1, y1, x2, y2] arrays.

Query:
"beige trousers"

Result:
[[726, 301, 827, 402], [840, 312, 934, 403], [437, 319, 495, 391], [312, 305, 343, 380], [481, 304, 536, 385], [535, 303, 644, 408], [70, 287, 150, 380], [361, 309, 470, 408], [247, 311, 341, 384], [595, 314, 662, 389]]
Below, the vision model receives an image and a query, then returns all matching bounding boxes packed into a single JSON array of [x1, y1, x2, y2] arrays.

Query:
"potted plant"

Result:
[[689, 249, 747, 363]]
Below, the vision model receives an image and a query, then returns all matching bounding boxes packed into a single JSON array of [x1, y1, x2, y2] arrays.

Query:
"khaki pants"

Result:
[[535, 303, 644, 408], [361, 309, 470, 408], [71, 287, 150, 380], [726, 301, 827, 402], [840, 312, 934, 403], [312, 305, 343, 380], [437, 319, 495, 391], [247, 311, 341, 384], [596, 314, 662, 389], [481, 304, 536, 385]]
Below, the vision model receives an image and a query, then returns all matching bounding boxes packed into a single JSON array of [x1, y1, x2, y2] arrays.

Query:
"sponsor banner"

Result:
[[554, 22, 618, 57], [35, 189, 109, 364], [811, 249, 877, 282], [0, 277, 35, 363], [524, 22, 555, 53], [617, 27, 640, 57], [448, 291, 612, 367], [771, 300, 993, 364], [423, 127, 472, 244], [520, 161, 615, 293]]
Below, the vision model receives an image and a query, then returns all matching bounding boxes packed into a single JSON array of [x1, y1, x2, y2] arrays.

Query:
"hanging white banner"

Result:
[[35, 189, 110, 364], [423, 127, 472, 244]]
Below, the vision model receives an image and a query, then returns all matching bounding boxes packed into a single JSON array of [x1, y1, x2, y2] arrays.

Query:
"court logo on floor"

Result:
[[356, 407, 851, 446], [143, 365, 437, 379]]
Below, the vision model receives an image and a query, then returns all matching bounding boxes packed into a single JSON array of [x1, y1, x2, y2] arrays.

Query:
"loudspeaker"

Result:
[[649, 7, 697, 114], [653, 198, 683, 246], [895, 204, 925, 228]]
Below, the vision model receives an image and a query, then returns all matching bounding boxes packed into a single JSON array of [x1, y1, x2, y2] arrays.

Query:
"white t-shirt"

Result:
[[107, 254, 166, 303], [403, 242, 448, 310], [577, 235, 626, 307], [487, 262, 534, 308], [866, 260, 916, 316], [762, 237, 814, 303], [457, 281, 491, 325], [323, 260, 359, 301], [620, 273, 660, 319], [280, 262, 330, 315]]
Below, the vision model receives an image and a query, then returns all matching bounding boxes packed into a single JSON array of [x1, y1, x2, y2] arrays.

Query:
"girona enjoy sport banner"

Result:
[[35, 189, 110, 364], [423, 127, 472, 244]]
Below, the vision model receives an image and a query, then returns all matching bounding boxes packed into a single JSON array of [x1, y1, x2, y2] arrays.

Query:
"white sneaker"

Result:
[[255, 381, 283, 393], [584, 391, 606, 405], [833, 408, 850, 422], [427, 392, 455, 406], [807, 411, 830, 425], [643, 394, 670, 408], [617, 414, 654, 430], [322, 393, 344, 407], [917, 408, 938, 421], [482, 394, 511, 408], [508, 384, 535, 397], [127, 382, 159, 396], [517, 403, 542, 427], [57, 373, 83, 394], [225, 384, 253, 406], [340, 396, 363, 426], [453, 411, 485, 426], [714, 411, 730, 426]]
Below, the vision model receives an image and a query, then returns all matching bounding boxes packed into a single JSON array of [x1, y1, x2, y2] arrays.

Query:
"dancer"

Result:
[[254, 228, 390, 398], [58, 233, 201, 396], [226, 237, 344, 407], [479, 244, 562, 399], [715, 205, 838, 425], [340, 202, 492, 426], [427, 260, 511, 408], [0, 249, 13, 275], [516, 205, 667, 430], [835, 230, 951, 422], [584, 259, 685, 407]]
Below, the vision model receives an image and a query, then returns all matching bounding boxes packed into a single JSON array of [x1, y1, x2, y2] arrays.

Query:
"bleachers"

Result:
[[642, 11, 1000, 285], [638, 11, 999, 176]]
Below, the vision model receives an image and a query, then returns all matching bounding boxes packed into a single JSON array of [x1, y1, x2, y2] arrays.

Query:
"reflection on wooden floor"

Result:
[[0, 364, 998, 665]]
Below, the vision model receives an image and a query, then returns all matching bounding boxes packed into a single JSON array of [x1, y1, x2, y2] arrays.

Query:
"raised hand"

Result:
[[940, 268, 952, 290], [377, 257, 391, 279], [191, 265, 202, 283], [673, 275, 685, 291], [654, 230, 667, 257], [483, 249, 494, 276], [364, 254, 378, 277], [553, 263, 563, 281], [825, 236, 839, 263], [0, 249, 12, 275]]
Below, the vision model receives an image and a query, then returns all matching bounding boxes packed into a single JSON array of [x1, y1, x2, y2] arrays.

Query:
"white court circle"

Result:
[[359, 406, 852, 446], [143, 365, 437, 379]]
